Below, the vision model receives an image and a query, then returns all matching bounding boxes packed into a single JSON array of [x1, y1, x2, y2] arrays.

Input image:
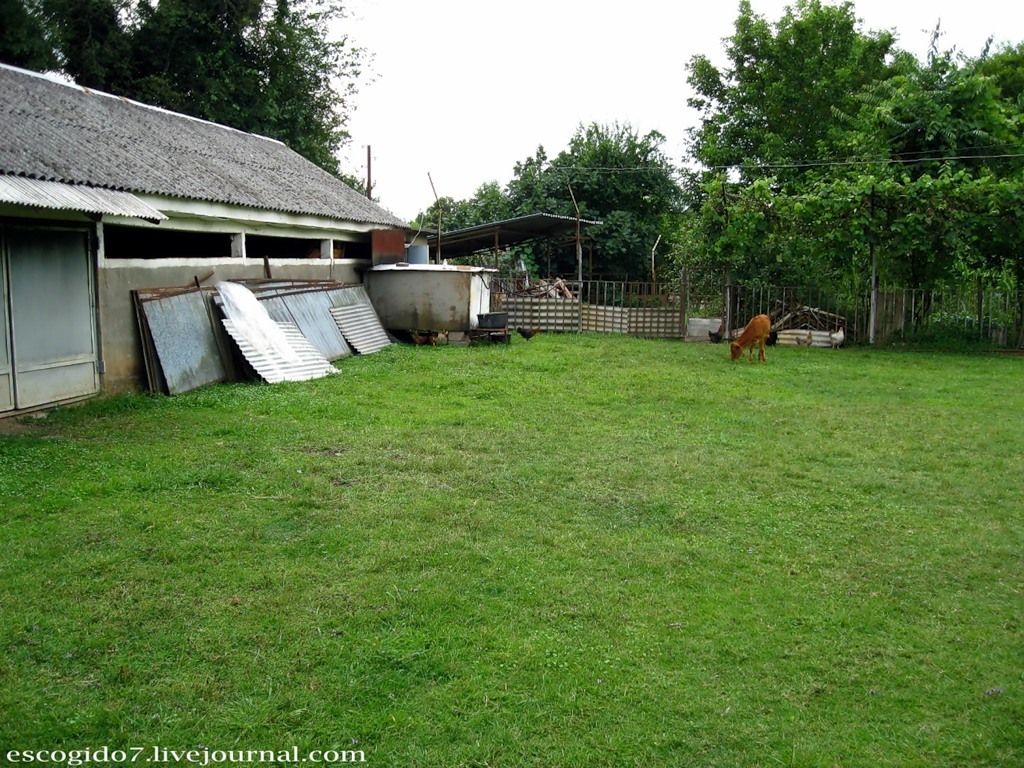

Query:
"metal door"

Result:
[[5, 226, 99, 409]]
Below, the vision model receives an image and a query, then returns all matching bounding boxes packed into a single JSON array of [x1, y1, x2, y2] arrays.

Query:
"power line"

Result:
[[711, 151, 1024, 172]]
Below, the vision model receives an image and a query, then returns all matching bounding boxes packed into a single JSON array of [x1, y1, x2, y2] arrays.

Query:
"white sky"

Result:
[[338, 0, 1022, 221]]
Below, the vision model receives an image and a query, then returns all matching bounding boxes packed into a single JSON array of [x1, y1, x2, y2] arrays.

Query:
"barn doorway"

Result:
[[0, 224, 99, 412]]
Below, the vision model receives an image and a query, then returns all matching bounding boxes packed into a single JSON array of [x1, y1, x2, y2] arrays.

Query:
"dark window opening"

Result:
[[104, 226, 231, 259], [343, 240, 371, 261], [247, 234, 322, 260]]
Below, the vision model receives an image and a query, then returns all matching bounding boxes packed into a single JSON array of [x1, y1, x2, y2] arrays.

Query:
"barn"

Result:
[[0, 63, 410, 416]]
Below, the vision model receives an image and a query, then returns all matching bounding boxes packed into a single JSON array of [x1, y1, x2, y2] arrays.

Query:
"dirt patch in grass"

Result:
[[0, 413, 52, 435]]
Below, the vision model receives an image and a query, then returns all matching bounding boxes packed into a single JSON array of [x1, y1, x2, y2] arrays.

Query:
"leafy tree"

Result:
[[685, 0, 895, 189], [252, 0, 360, 173], [836, 43, 1020, 180], [416, 181, 512, 234], [508, 123, 681, 278], [0, 0, 58, 71], [680, 1, 1024, 302], [976, 42, 1024, 110], [34, 0, 135, 91], [420, 125, 680, 279]]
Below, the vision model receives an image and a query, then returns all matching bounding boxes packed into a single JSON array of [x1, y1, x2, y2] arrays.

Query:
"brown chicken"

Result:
[[517, 327, 540, 340]]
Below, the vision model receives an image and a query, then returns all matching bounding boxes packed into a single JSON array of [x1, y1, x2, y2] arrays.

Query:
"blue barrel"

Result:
[[406, 244, 429, 264]]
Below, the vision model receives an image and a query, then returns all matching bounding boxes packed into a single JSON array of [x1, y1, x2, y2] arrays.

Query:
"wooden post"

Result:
[[568, 182, 583, 334], [869, 186, 878, 345], [681, 266, 689, 338]]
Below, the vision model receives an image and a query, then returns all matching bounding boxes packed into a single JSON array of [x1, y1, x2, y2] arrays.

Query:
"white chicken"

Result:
[[829, 327, 846, 349]]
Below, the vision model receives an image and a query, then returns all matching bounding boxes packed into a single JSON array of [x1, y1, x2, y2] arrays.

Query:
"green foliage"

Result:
[[678, 0, 1024, 310], [686, 0, 895, 189], [544, 123, 680, 278], [415, 181, 512, 234], [838, 43, 1020, 180], [0, 0, 56, 72], [428, 124, 681, 279], [0, 0, 363, 178]]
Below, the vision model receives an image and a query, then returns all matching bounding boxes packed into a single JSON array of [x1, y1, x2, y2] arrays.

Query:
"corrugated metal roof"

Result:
[[260, 291, 353, 362], [0, 176, 167, 221], [427, 213, 601, 258], [330, 304, 392, 354], [0, 63, 407, 227], [222, 319, 338, 383]]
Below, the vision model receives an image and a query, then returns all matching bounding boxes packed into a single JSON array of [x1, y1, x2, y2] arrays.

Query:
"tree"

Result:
[[837, 42, 1019, 180], [507, 123, 681, 278], [422, 125, 680, 279], [680, 2, 1024, 298], [0, 0, 58, 71], [416, 181, 512, 235], [685, 0, 895, 189]]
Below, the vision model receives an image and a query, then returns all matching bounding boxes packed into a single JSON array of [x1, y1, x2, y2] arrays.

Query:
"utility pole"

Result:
[[428, 172, 441, 263], [365, 145, 372, 199]]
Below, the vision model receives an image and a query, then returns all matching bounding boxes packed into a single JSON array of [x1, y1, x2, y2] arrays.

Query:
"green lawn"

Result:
[[1, 335, 1021, 767]]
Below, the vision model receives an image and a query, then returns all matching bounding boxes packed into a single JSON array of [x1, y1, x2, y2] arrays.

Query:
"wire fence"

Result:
[[491, 274, 1022, 347]]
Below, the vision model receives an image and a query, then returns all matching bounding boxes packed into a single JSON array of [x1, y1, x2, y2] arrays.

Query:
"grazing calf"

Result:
[[730, 314, 772, 362]]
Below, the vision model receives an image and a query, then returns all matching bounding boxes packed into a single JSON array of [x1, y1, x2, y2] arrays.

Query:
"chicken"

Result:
[[829, 326, 846, 349], [412, 331, 438, 346], [795, 329, 814, 347], [708, 321, 726, 344], [517, 327, 540, 340]]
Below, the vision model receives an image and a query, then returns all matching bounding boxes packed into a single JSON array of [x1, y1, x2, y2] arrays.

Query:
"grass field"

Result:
[[1, 335, 1021, 767]]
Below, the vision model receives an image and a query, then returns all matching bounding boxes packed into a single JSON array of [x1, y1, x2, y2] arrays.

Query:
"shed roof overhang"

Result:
[[0, 176, 167, 223], [426, 213, 600, 259]]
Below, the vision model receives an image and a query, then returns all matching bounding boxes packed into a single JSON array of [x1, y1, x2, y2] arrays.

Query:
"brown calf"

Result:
[[730, 314, 771, 363]]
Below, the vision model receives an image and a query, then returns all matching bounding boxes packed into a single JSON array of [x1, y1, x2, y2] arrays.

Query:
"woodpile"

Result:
[[511, 278, 575, 299], [769, 303, 845, 332]]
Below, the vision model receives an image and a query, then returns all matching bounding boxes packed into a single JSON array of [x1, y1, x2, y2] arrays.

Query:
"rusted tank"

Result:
[[364, 263, 495, 331]]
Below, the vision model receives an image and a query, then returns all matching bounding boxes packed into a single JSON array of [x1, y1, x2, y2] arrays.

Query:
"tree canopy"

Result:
[[686, 0, 896, 189], [0, 0, 363, 179], [419, 122, 681, 279], [678, 1, 1024, 295]]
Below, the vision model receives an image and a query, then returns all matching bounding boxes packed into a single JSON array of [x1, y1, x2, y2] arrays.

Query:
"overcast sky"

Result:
[[339, 0, 1022, 221]]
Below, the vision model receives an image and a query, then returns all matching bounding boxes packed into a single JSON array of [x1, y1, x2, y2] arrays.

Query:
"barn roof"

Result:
[[0, 64, 407, 228]]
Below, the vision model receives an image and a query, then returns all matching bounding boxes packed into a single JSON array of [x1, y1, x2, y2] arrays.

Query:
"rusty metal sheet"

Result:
[[329, 304, 391, 355], [221, 320, 337, 384], [137, 288, 227, 394], [260, 291, 353, 361]]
